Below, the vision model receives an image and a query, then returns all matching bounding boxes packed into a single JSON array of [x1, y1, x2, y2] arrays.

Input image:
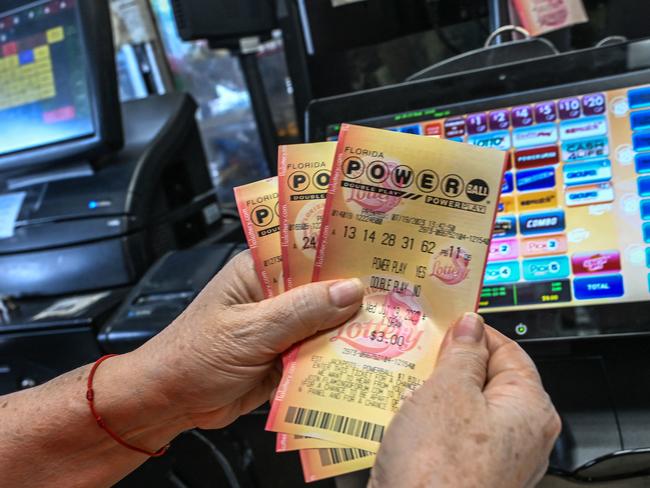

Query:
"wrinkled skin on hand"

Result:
[[369, 314, 561, 488], [135, 250, 364, 429]]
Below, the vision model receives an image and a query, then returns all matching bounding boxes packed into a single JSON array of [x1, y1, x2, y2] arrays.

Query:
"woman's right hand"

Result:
[[369, 313, 561, 488]]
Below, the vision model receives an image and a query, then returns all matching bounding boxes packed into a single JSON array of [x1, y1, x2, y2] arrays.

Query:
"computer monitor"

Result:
[[0, 0, 122, 174], [307, 39, 650, 341]]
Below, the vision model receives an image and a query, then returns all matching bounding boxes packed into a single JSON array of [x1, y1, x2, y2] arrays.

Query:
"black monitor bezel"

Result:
[[0, 0, 123, 174], [306, 39, 650, 341]]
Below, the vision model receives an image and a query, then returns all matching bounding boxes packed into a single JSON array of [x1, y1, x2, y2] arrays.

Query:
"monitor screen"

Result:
[[319, 71, 650, 340], [0, 0, 94, 157]]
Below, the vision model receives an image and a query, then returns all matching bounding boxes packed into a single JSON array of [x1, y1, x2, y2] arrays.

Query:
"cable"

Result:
[[185, 430, 242, 488], [168, 471, 191, 488]]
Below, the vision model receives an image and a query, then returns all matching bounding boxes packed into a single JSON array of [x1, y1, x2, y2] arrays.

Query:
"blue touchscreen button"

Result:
[[502, 172, 514, 194], [399, 125, 422, 135], [636, 153, 650, 174], [631, 110, 650, 131], [484, 261, 521, 285], [629, 87, 650, 109], [633, 131, 650, 152], [516, 167, 556, 192], [520, 210, 565, 236], [641, 200, 650, 220], [563, 160, 611, 186], [522, 256, 570, 281], [639, 177, 650, 197], [573, 275, 624, 300]]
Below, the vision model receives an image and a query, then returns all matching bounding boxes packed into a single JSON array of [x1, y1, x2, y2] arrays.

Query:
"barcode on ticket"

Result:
[[285, 406, 385, 442], [318, 448, 374, 467]]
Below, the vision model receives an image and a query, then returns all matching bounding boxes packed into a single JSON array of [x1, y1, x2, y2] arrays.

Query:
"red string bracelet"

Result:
[[86, 354, 169, 457]]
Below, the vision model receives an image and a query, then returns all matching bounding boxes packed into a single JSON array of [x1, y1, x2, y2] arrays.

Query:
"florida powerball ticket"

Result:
[[267, 124, 507, 453], [279, 141, 336, 291], [278, 143, 377, 480], [234, 177, 284, 297], [235, 168, 374, 480], [277, 142, 341, 449]]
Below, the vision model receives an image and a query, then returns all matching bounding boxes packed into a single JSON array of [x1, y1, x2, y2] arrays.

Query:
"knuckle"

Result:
[[531, 390, 562, 442], [546, 409, 562, 440], [289, 286, 317, 326]]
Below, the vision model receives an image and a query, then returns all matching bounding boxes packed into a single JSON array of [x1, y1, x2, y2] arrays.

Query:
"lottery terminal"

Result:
[[2, 0, 650, 486]]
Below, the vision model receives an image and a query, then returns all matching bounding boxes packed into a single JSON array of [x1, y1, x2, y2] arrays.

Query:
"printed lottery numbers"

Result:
[[302, 235, 317, 250], [341, 226, 437, 257], [420, 240, 437, 254]]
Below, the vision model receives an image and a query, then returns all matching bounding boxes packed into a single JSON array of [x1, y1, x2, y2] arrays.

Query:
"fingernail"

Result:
[[329, 279, 364, 308], [452, 313, 484, 343]]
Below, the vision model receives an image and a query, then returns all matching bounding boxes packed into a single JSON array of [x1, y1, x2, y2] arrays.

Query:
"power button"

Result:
[[515, 323, 528, 336]]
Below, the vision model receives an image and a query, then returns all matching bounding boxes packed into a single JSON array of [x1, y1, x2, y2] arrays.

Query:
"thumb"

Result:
[[250, 278, 364, 353], [432, 313, 489, 391]]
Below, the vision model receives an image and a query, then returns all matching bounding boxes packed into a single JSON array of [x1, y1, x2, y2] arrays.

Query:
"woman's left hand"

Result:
[[135, 250, 364, 429]]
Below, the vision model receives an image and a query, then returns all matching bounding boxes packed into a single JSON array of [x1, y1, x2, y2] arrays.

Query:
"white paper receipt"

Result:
[[0, 192, 26, 240], [32, 292, 111, 321]]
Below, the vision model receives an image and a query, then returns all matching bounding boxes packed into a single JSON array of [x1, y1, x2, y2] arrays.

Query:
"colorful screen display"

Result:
[[0, 0, 93, 156], [327, 83, 650, 317]]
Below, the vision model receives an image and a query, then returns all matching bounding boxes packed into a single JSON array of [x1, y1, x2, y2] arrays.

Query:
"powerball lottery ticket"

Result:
[[277, 143, 375, 478], [300, 446, 375, 483], [267, 124, 507, 452], [235, 173, 373, 479], [234, 177, 283, 297], [279, 141, 336, 291]]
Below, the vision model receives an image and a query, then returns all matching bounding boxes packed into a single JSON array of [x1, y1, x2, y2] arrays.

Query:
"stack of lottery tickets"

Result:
[[234, 124, 507, 482]]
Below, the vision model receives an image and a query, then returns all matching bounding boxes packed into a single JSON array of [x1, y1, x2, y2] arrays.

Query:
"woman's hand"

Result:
[[136, 250, 364, 430], [0, 250, 363, 488], [369, 313, 561, 488]]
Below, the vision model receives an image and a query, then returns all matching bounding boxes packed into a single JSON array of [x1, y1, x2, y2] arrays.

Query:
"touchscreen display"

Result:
[[326, 84, 650, 317], [0, 0, 94, 156]]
